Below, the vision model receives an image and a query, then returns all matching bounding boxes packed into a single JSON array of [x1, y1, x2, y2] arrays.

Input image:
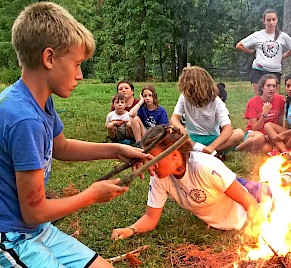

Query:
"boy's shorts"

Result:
[[250, 69, 282, 84], [0, 222, 98, 268], [189, 134, 218, 146], [115, 124, 134, 141]]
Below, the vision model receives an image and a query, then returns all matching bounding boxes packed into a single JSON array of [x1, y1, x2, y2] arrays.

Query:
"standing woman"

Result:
[[236, 9, 291, 95], [236, 74, 285, 153]]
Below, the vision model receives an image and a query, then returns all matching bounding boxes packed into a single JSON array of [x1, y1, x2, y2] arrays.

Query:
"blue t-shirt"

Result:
[[137, 106, 169, 128], [0, 79, 64, 233]]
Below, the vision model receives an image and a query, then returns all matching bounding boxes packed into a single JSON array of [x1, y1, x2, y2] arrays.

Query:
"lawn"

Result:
[[1, 81, 273, 267]]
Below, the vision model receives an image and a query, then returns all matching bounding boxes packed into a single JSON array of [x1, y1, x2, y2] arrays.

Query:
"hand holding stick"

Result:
[[119, 134, 189, 186], [97, 127, 168, 181]]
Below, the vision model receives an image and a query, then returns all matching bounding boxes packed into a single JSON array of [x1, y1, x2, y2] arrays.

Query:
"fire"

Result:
[[246, 155, 291, 260]]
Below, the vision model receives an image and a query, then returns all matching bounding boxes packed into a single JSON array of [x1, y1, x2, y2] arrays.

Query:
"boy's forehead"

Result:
[[114, 97, 125, 102]]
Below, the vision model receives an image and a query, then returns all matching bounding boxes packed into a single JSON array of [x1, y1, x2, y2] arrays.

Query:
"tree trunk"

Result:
[[283, 0, 291, 75]]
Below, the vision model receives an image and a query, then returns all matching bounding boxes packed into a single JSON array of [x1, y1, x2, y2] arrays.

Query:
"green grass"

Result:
[[1, 80, 272, 267]]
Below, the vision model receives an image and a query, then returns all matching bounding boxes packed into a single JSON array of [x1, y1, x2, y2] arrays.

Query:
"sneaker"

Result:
[[267, 149, 280, 157]]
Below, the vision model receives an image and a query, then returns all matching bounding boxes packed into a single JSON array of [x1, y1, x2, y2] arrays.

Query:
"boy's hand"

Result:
[[89, 179, 129, 203], [116, 144, 155, 178], [111, 227, 135, 240], [112, 120, 126, 127]]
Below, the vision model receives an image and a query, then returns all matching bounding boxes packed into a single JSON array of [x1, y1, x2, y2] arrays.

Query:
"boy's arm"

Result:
[[111, 206, 163, 240], [52, 132, 150, 162], [224, 180, 259, 212], [225, 180, 266, 236], [16, 169, 128, 225]]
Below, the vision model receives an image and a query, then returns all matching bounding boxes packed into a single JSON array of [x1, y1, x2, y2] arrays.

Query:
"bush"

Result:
[[0, 68, 21, 84], [0, 42, 18, 69]]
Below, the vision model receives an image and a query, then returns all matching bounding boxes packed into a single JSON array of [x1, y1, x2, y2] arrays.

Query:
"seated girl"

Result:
[[236, 74, 285, 153], [129, 84, 169, 129], [170, 66, 244, 156], [264, 74, 291, 154]]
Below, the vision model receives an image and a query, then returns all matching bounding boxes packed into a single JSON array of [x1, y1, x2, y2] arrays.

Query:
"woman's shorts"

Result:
[[250, 69, 282, 84]]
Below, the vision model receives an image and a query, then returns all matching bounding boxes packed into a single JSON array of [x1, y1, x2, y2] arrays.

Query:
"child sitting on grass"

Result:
[[111, 125, 272, 240], [129, 84, 169, 129], [170, 66, 244, 157], [264, 74, 291, 154], [105, 93, 135, 144]]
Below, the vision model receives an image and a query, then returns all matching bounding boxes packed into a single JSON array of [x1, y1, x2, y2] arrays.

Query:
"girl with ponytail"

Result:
[[236, 9, 291, 95]]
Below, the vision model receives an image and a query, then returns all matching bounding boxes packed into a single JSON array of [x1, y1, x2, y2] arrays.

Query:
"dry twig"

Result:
[[107, 245, 149, 264]]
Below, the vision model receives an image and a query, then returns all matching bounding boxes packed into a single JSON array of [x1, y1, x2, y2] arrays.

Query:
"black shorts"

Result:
[[249, 69, 282, 84]]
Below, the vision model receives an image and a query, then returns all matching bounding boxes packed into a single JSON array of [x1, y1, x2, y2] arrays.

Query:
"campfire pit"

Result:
[[166, 244, 291, 268], [167, 154, 291, 268]]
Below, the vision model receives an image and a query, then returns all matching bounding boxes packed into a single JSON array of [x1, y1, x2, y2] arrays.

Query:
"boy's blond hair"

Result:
[[178, 66, 218, 107], [12, 2, 95, 69]]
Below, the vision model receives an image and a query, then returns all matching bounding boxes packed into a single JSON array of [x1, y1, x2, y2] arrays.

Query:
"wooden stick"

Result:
[[107, 245, 149, 264], [262, 236, 287, 268], [119, 134, 189, 186], [97, 128, 167, 181]]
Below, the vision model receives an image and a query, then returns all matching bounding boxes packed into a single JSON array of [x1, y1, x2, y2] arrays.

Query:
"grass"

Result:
[[1, 80, 272, 267]]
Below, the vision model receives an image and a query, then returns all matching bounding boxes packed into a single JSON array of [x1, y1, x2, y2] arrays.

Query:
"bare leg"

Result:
[[216, 128, 244, 152], [106, 122, 117, 139], [129, 116, 146, 142], [264, 122, 288, 152], [236, 131, 266, 153]]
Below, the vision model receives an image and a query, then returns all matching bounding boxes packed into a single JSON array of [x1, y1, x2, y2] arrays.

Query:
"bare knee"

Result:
[[232, 128, 244, 143]]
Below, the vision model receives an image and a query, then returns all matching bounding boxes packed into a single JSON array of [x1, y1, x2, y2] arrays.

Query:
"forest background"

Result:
[[0, 0, 291, 85]]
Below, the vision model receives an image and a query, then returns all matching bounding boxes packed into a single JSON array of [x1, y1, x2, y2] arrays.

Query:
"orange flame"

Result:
[[246, 155, 291, 260]]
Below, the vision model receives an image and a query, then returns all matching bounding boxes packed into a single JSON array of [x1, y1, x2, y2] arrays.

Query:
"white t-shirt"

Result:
[[105, 111, 131, 125], [173, 95, 231, 136], [147, 152, 247, 230], [241, 30, 291, 73]]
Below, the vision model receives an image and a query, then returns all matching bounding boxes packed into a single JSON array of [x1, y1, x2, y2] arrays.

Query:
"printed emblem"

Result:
[[262, 41, 279, 58], [189, 189, 207, 203], [202, 114, 210, 123]]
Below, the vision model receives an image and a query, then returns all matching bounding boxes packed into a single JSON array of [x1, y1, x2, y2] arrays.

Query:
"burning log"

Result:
[[261, 237, 288, 268]]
